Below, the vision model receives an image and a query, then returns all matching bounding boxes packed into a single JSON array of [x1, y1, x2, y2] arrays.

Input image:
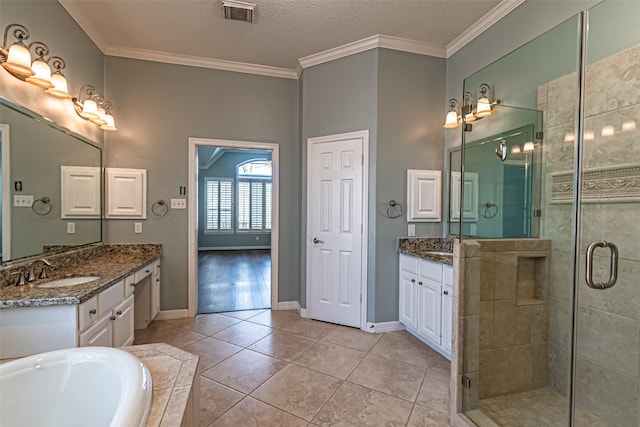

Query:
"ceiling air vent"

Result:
[[223, 1, 256, 23]]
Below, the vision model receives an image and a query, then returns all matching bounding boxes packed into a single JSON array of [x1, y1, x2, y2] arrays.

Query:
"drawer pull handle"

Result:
[[110, 315, 116, 321], [145, 269, 150, 274], [130, 283, 135, 287], [89, 308, 97, 315], [418, 281, 423, 286], [116, 310, 123, 316], [411, 279, 415, 283]]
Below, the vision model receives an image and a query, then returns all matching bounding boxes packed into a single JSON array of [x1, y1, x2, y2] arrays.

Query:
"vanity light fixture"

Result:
[[0, 24, 33, 76], [25, 42, 53, 88], [72, 85, 118, 131], [475, 83, 495, 118], [443, 98, 461, 128], [511, 145, 521, 155], [44, 58, 71, 99], [523, 141, 535, 152]]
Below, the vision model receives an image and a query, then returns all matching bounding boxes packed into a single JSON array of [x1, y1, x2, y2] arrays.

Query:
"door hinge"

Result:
[[461, 375, 471, 389]]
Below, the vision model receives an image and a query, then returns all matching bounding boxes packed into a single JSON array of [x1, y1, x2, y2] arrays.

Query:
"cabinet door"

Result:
[[113, 295, 135, 347], [399, 270, 418, 329], [60, 166, 101, 218], [105, 168, 147, 218], [79, 314, 113, 347], [418, 279, 441, 344], [407, 169, 442, 222], [441, 286, 453, 353], [151, 261, 160, 319]]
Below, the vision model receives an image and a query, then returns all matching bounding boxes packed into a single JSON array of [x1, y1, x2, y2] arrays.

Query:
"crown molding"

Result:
[[446, 0, 526, 57], [105, 46, 298, 80], [298, 34, 446, 70], [59, 0, 109, 52]]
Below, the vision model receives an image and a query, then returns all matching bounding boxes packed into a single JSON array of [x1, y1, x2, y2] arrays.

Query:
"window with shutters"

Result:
[[237, 159, 272, 232], [204, 178, 233, 233]]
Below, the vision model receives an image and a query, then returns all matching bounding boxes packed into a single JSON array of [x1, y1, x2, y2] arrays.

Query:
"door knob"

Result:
[[312, 237, 324, 244]]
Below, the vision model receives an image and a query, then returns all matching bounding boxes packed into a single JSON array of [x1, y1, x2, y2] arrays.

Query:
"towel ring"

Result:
[[481, 202, 498, 219], [152, 199, 168, 217], [32, 197, 52, 216], [386, 200, 404, 219]]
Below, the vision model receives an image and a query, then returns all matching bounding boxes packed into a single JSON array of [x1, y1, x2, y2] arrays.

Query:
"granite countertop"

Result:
[[397, 237, 454, 265], [122, 343, 200, 427], [0, 244, 161, 309]]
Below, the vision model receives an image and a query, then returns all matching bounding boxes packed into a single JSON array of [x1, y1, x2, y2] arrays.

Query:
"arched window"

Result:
[[237, 159, 272, 232]]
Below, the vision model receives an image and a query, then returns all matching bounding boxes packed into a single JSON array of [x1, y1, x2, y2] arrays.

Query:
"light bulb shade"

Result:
[[45, 72, 71, 99], [464, 112, 476, 123], [511, 145, 521, 154], [91, 107, 108, 125], [79, 99, 99, 119], [100, 114, 117, 131], [3, 42, 33, 76], [475, 97, 492, 117], [601, 125, 615, 137], [26, 58, 53, 88], [523, 141, 535, 152], [443, 110, 460, 128]]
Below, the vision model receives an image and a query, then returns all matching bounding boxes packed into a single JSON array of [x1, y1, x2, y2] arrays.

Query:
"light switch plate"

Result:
[[408, 224, 416, 237], [171, 198, 187, 209], [67, 222, 76, 234], [14, 195, 33, 207], [134, 222, 142, 233]]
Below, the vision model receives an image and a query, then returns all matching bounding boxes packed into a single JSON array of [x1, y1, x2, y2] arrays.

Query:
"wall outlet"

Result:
[[67, 222, 76, 234], [171, 198, 187, 209], [14, 195, 33, 207], [408, 224, 416, 237], [134, 222, 142, 233]]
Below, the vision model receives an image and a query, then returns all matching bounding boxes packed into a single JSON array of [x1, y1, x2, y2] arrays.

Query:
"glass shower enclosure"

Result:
[[457, 1, 640, 426]]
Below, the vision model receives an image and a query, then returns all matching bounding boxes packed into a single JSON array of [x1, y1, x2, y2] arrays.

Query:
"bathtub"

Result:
[[0, 346, 153, 427]]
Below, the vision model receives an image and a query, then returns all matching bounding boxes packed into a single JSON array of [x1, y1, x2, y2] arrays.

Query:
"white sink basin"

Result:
[[36, 276, 100, 288]]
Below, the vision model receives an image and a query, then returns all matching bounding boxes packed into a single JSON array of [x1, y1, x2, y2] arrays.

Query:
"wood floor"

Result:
[[197, 249, 271, 314]]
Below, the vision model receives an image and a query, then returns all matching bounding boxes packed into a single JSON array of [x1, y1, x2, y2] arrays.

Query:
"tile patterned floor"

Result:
[[135, 309, 451, 426], [476, 388, 614, 427]]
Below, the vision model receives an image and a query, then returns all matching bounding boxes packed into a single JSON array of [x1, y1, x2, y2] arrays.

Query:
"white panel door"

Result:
[[308, 135, 364, 327], [106, 168, 147, 218], [407, 169, 442, 222], [60, 166, 101, 218], [417, 279, 441, 344], [399, 270, 418, 329]]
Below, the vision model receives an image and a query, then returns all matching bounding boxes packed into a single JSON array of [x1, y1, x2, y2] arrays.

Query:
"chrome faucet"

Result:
[[28, 258, 54, 281]]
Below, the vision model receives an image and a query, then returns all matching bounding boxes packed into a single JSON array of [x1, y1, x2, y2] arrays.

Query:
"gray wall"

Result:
[[197, 150, 272, 249], [0, 1, 105, 143], [301, 49, 445, 323], [105, 57, 299, 310]]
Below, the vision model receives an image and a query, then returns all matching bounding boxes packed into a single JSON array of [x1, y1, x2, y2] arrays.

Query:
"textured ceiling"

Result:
[[60, 0, 505, 71]]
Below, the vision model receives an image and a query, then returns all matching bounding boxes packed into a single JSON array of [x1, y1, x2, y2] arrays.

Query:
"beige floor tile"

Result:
[[312, 381, 412, 426], [202, 349, 286, 393], [278, 317, 338, 339], [251, 364, 342, 421], [135, 322, 207, 348], [199, 377, 244, 426], [211, 321, 273, 347], [246, 309, 301, 328], [321, 325, 383, 352], [219, 309, 266, 320], [248, 331, 316, 361], [416, 367, 450, 413], [348, 353, 426, 402], [165, 314, 241, 336], [210, 397, 308, 427], [407, 405, 450, 427], [134, 320, 177, 344], [294, 341, 366, 379], [371, 331, 441, 368], [182, 337, 242, 371]]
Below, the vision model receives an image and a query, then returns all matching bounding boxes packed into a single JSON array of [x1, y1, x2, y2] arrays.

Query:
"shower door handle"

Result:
[[585, 241, 619, 290]]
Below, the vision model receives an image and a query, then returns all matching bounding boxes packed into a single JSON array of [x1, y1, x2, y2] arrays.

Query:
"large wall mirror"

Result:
[[0, 97, 102, 264]]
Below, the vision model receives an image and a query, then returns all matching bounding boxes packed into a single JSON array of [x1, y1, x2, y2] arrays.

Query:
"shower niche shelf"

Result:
[[515, 255, 548, 306]]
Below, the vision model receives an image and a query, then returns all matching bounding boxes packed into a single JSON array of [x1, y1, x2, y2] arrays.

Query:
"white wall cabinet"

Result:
[[105, 168, 147, 218], [398, 254, 453, 359], [407, 169, 442, 222], [61, 166, 101, 218]]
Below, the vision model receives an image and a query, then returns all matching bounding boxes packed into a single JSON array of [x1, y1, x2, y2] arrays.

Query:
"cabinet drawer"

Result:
[[78, 296, 99, 332], [79, 313, 112, 347], [99, 280, 124, 315], [443, 265, 453, 286], [124, 274, 135, 298], [400, 254, 418, 274], [134, 264, 153, 283], [419, 259, 442, 282]]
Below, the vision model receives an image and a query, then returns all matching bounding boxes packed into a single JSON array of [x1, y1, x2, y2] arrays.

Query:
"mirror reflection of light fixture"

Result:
[[584, 130, 595, 141], [73, 85, 118, 131], [523, 141, 535, 152], [463, 92, 476, 123], [475, 83, 494, 118], [511, 145, 521, 155], [443, 98, 460, 129], [601, 125, 615, 137], [496, 140, 508, 161], [622, 120, 636, 132], [564, 132, 575, 143]]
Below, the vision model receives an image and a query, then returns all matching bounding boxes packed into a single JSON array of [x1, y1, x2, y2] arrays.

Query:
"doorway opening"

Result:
[[188, 138, 279, 316]]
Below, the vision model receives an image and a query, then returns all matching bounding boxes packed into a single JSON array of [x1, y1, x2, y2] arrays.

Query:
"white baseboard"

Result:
[[275, 301, 299, 310], [198, 246, 271, 251], [155, 309, 190, 320], [365, 321, 405, 334], [298, 307, 309, 318]]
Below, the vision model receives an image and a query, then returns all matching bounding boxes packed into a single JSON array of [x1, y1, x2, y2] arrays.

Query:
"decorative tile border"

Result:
[[551, 163, 640, 203]]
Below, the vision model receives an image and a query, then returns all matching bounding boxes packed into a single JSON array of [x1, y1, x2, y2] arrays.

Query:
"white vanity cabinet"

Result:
[[133, 260, 160, 330], [78, 279, 135, 348], [399, 254, 453, 359]]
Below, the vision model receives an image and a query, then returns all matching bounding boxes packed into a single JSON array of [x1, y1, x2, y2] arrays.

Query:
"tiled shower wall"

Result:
[[539, 44, 640, 427]]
